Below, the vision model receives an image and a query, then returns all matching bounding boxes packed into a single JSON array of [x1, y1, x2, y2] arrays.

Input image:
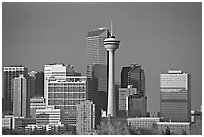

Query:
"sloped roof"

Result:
[[87, 29, 106, 37]]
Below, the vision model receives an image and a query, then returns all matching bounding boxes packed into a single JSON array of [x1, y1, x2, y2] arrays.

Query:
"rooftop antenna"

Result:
[[111, 19, 113, 36]]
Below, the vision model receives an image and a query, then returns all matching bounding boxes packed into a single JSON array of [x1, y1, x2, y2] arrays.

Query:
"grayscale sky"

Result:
[[2, 2, 202, 112]]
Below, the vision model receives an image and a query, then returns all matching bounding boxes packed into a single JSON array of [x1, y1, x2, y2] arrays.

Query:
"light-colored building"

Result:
[[13, 74, 29, 117], [25, 123, 64, 132], [127, 117, 160, 129], [36, 106, 63, 125], [119, 85, 137, 111], [3, 66, 28, 114], [2, 116, 13, 129], [156, 122, 190, 135], [47, 76, 87, 110], [30, 97, 46, 118], [160, 70, 191, 122], [76, 100, 95, 135], [44, 63, 80, 105]]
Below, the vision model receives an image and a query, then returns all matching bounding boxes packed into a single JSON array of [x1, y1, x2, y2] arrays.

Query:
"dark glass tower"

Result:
[[28, 71, 44, 98], [121, 64, 145, 96]]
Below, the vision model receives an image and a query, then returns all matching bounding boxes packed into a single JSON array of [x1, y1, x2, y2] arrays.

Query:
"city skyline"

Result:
[[2, 2, 202, 112]]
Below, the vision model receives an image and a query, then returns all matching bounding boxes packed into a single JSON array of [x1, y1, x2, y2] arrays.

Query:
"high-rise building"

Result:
[[119, 85, 137, 116], [126, 94, 147, 118], [121, 64, 145, 96], [28, 71, 44, 98], [30, 97, 46, 118], [47, 76, 87, 110], [86, 28, 110, 125], [86, 28, 110, 79], [160, 70, 191, 122], [44, 63, 81, 105], [76, 100, 95, 135], [3, 65, 28, 114], [13, 74, 30, 118]]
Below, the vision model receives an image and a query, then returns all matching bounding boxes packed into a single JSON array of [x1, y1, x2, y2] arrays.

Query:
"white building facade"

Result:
[[76, 100, 95, 135]]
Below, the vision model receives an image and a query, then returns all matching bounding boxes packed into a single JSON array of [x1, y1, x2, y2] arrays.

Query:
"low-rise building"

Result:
[[156, 122, 190, 135], [36, 105, 64, 125], [30, 97, 46, 118], [127, 117, 160, 129]]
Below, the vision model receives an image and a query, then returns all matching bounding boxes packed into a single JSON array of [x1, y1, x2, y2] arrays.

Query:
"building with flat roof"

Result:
[[160, 70, 191, 122], [127, 117, 160, 129], [156, 122, 190, 135], [13, 74, 30, 118], [3, 66, 28, 114], [119, 85, 137, 116], [30, 97, 46, 118], [36, 106, 64, 125], [44, 63, 81, 105], [126, 94, 147, 118], [47, 76, 87, 110], [76, 100, 95, 135]]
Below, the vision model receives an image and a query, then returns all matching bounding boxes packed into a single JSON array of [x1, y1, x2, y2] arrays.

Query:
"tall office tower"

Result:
[[30, 97, 46, 118], [44, 63, 81, 105], [28, 71, 44, 98], [121, 64, 145, 96], [86, 27, 110, 78], [119, 85, 137, 116], [76, 100, 95, 135], [160, 70, 191, 122], [13, 74, 30, 117], [86, 28, 110, 125], [48, 76, 87, 110], [126, 94, 147, 118], [3, 65, 28, 114]]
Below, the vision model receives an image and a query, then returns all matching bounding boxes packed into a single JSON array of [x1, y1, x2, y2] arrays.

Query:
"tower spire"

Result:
[[111, 19, 113, 36]]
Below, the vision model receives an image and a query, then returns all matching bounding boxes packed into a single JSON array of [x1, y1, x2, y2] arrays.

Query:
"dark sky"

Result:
[[2, 2, 202, 112]]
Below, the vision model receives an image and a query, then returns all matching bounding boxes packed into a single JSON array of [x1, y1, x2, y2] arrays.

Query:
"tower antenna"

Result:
[[111, 19, 113, 36]]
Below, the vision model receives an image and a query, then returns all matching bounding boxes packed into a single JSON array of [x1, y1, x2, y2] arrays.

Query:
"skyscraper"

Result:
[[160, 70, 191, 122], [76, 100, 95, 135], [121, 64, 145, 96], [3, 65, 28, 114], [28, 71, 44, 98], [86, 27, 110, 79], [44, 63, 81, 105], [86, 28, 110, 124], [13, 74, 30, 117]]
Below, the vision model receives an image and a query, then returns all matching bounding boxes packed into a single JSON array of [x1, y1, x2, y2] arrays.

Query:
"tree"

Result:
[[97, 120, 130, 135], [190, 117, 202, 135], [164, 126, 171, 135]]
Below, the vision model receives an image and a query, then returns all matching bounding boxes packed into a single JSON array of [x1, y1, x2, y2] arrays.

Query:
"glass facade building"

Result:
[[3, 66, 28, 114], [160, 70, 191, 122], [121, 64, 145, 96]]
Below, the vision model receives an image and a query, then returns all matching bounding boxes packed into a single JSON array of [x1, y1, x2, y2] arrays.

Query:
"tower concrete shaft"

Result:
[[104, 36, 120, 117]]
